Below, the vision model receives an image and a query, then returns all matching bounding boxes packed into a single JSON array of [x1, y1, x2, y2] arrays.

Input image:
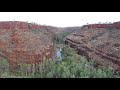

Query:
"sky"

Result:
[[0, 12, 120, 27]]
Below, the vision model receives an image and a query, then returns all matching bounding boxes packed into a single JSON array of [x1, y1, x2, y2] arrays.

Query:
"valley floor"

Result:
[[0, 44, 119, 78]]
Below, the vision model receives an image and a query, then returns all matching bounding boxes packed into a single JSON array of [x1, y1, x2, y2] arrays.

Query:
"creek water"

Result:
[[57, 48, 62, 61]]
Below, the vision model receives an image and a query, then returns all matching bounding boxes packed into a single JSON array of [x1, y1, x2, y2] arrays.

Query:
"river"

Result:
[[57, 48, 62, 61]]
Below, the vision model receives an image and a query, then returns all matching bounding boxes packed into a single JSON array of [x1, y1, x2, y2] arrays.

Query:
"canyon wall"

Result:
[[0, 21, 54, 71], [65, 21, 120, 71]]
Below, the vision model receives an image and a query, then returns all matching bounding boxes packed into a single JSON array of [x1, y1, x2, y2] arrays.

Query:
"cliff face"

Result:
[[65, 22, 120, 70], [0, 21, 43, 30], [0, 21, 54, 71], [82, 22, 120, 30], [0, 21, 80, 38]]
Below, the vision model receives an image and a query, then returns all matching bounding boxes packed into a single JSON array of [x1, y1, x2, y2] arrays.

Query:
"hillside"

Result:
[[65, 21, 120, 72]]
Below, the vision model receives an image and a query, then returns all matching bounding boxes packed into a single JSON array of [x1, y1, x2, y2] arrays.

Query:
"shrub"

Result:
[[53, 32, 72, 44], [33, 45, 117, 78], [0, 45, 118, 78]]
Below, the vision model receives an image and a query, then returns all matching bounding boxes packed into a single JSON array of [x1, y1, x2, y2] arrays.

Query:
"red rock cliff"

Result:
[[0, 21, 54, 71], [65, 21, 120, 71], [0, 21, 43, 31], [82, 22, 120, 30]]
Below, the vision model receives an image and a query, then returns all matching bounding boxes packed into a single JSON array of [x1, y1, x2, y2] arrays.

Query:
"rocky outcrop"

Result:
[[82, 24, 113, 29], [0, 21, 43, 30], [82, 21, 120, 30], [65, 22, 120, 70]]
